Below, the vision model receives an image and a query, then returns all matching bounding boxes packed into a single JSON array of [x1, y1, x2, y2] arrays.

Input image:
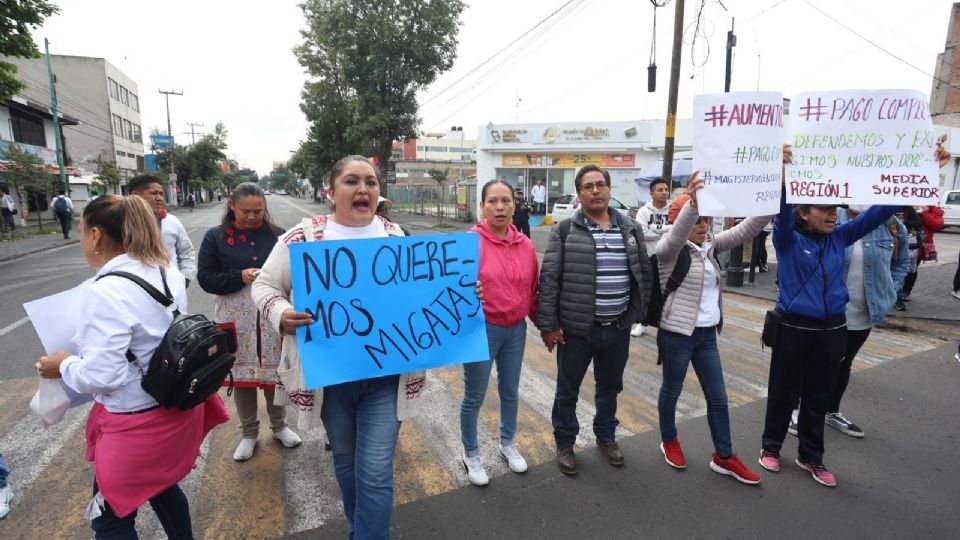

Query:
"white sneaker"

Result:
[[461, 452, 489, 486], [0, 485, 14, 519], [630, 324, 645, 337], [951, 290, 960, 300], [272, 427, 302, 448], [499, 443, 528, 473], [233, 437, 258, 461]]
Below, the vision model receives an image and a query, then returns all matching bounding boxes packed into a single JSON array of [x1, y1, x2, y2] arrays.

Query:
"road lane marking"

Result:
[[0, 316, 29, 336]]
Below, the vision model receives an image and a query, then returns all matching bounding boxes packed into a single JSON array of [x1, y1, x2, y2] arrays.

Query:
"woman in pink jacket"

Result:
[[460, 179, 539, 486]]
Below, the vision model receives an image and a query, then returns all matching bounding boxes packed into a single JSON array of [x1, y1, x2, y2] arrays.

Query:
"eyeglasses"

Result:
[[579, 182, 609, 193]]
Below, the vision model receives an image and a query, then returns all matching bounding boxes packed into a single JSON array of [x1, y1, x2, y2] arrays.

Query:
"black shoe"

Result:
[[894, 299, 906, 311], [597, 440, 624, 466], [758, 264, 768, 273], [902, 292, 911, 302], [557, 447, 577, 475]]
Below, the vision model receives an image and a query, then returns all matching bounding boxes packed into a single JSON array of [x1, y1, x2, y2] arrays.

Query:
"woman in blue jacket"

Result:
[[759, 169, 903, 487]]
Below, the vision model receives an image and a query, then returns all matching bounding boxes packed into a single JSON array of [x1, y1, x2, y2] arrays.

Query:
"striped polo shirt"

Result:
[[585, 215, 631, 322]]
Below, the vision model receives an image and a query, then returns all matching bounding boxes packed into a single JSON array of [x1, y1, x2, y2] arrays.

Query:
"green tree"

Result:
[[0, 0, 60, 101], [296, 0, 464, 189], [95, 160, 122, 194], [0, 142, 55, 231]]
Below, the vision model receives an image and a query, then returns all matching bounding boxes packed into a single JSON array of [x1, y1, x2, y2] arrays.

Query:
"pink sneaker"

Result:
[[758, 449, 780, 472], [795, 458, 837, 487]]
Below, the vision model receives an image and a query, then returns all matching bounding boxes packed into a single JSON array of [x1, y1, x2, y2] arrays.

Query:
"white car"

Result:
[[551, 193, 632, 222], [941, 189, 960, 228]]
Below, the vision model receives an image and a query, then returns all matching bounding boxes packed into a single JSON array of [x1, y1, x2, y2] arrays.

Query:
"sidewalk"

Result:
[[0, 202, 213, 262], [296, 342, 960, 539]]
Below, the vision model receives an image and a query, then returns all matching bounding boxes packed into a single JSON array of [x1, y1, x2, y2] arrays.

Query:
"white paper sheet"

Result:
[[23, 280, 90, 355]]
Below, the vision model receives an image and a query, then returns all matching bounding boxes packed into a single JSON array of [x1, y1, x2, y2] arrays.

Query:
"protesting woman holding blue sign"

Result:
[[252, 155, 425, 540], [459, 180, 539, 486]]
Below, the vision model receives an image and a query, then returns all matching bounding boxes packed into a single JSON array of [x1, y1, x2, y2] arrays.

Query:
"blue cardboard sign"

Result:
[[288, 233, 489, 389]]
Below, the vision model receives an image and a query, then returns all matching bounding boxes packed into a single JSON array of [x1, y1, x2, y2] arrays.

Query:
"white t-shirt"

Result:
[[323, 218, 387, 241], [692, 240, 721, 328], [845, 241, 872, 331]]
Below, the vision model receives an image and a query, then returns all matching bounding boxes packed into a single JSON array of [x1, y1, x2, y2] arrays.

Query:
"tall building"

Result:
[[1, 54, 145, 183]]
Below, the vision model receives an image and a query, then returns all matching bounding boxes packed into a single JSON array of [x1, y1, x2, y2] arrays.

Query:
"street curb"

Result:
[[0, 238, 81, 262]]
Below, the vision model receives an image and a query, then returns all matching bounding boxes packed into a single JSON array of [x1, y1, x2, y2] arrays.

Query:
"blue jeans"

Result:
[[90, 480, 193, 539], [657, 326, 733, 457], [461, 321, 526, 456], [0, 451, 8, 488], [321, 375, 402, 540], [552, 324, 631, 448]]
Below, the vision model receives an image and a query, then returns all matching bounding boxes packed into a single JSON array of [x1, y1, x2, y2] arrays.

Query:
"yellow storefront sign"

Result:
[[501, 154, 635, 168]]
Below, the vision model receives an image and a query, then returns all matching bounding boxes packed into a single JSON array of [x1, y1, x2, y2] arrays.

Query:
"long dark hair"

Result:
[[222, 182, 282, 235]]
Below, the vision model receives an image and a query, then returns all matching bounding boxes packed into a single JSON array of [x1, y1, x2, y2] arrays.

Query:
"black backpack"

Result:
[[97, 269, 235, 410], [642, 249, 691, 328]]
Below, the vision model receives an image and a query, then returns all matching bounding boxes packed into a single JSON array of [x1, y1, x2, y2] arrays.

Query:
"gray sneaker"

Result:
[[825, 412, 864, 438], [787, 408, 799, 437]]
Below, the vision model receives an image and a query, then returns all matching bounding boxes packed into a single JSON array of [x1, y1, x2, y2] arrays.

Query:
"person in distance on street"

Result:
[[35, 195, 228, 537], [197, 182, 301, 462], [252, 155, 426, 539], [759, 143, 948, 488], [129, 174, 197, 287], [538, 164, 653, 476], [632, 177, 673, 338], [459, 180, 539, 486], [512, 189, 532, 238], [50, 189, 74, 239], [654, 173, 771, 484]]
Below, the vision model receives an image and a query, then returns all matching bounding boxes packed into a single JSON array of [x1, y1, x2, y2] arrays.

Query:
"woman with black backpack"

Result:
[[654, 173, 771, 485], [35, 195, 228, 538]]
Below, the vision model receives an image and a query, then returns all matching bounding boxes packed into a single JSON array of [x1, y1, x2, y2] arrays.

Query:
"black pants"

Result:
[[953, 250, 960, 292], [1, 208, 15, 231], [515, 219, 530, 238], [91, 480, 193, 539], [762, 322, 846, 464], [552, 324, 631, 448], [56, 211, 72, 238], [756, 230, 769, 265], [828, 328, 871, 413]]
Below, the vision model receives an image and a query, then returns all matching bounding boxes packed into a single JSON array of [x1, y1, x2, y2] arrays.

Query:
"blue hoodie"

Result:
[[773, 200, 898, 320]]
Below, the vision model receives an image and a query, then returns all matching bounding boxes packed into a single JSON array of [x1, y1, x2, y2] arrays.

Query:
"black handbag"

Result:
[[761, 309, 782, 349]]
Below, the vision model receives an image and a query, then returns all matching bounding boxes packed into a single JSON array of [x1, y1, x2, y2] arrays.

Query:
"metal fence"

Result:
[[385, 181, 477, 222]]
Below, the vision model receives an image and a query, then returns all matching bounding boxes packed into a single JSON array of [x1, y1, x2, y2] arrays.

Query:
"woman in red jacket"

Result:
[[897, 205, 944, 309], [459, 179, 539, 486]]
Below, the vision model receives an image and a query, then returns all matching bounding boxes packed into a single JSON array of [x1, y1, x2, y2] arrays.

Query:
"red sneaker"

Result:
[[660, 438, 686, 469], [710, 454, 761, 485]]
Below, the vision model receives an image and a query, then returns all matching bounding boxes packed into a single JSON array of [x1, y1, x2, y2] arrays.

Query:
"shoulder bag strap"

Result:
[[663, 247, 692, 295]]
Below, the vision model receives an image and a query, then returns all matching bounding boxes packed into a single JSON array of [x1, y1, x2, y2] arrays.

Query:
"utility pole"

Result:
[[186, 121, 204, 145], [43, 39, 68, 194], [661, 0, 685, 192], [158, 89, 182, 137], [722, 18, 746, 287]]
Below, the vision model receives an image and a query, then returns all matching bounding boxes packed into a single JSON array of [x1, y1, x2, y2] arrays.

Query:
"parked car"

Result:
[[941, 189, 960, 227], [551, 193, 632, 222]]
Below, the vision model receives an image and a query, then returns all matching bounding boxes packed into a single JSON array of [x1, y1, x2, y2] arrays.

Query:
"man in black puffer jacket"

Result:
[[538, 164, 653, 476]]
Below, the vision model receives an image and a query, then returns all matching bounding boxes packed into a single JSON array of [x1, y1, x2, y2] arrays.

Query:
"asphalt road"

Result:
[[0, 197, 957, 538]]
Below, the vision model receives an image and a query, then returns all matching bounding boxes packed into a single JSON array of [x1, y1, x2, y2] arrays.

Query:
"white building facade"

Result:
[[475, 119, 693, 212]]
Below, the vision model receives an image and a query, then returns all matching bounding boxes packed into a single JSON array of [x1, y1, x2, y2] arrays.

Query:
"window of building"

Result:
[[132, 123, 142, 142], [425, 146, 446, 152], [120, 86, 129, 106], [10, 109, 46, 146], [108, 78, 119, 100], [123, 119, 133, 140], [112, 114, 123, 136], [130, 93, 139, 112], [136, 155, 145, 171], [416, 146, 424, 151]]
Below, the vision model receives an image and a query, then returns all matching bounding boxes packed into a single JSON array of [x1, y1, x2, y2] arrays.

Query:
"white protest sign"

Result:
[[23, 280, 89, 355], [786, 89, 941, 205], [693, 91, 784, 217]]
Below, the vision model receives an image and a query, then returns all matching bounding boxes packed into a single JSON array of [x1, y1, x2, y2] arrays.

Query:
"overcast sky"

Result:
[[30, 0, 957, 176]]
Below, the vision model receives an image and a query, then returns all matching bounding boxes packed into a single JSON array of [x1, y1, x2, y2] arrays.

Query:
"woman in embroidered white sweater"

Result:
[[252, 155, 424, 540]]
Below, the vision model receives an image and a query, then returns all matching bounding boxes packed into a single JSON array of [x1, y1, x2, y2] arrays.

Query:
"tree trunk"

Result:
[[375, 137, 392, 193]]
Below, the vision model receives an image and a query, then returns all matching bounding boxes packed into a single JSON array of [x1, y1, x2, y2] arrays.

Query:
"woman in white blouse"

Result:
[[36, 195, 228, 538]]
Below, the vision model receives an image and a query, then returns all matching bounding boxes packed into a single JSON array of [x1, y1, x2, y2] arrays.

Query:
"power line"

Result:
[[420, 0, 583, 108], [799, 0, 960, 91]]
